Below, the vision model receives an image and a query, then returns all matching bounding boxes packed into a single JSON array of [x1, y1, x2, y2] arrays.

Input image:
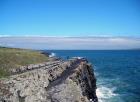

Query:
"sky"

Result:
[[0, 0, 140, 49], [0, 37, 140, 50]]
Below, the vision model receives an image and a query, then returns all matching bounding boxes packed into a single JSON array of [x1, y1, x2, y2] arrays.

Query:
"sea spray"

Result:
[[96, 86, 118, 102], [49, 52, 56, 57]]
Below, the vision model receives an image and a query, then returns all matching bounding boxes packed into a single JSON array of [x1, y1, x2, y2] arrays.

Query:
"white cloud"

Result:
[[0, 37, 140, 50]]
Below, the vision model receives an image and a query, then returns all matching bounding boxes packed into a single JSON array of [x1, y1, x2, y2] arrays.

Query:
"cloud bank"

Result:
[[0, 37, 140, 50]]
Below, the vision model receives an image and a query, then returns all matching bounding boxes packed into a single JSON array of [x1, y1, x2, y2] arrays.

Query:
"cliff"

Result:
[[0, 58, 98, 102]]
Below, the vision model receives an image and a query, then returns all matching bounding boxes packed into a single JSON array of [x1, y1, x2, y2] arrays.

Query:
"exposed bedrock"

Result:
[[0, 58, 98, 102]]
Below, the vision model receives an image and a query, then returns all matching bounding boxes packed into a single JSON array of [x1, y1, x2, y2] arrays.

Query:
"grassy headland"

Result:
[[0, 47, 48, 78]]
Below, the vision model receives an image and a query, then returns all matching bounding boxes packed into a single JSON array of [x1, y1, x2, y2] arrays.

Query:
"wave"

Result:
[[49, 52, 56, 57], [96, 86, 118, 102]]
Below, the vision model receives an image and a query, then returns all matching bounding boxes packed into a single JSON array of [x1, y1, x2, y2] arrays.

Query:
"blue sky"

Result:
[[0, 0, 140, 37], [0, 0, 140, 49]]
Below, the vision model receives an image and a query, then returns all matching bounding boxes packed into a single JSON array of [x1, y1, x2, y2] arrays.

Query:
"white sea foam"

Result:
[[49, 52, 56, 57], [96, 86, 118, 102]]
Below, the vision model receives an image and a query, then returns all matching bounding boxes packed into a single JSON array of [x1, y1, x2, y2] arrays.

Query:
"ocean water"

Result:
[[45, 50, 140, 102]]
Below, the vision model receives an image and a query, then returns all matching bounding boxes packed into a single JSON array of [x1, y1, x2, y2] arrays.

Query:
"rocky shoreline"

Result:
[[0, 57, 98, 102]]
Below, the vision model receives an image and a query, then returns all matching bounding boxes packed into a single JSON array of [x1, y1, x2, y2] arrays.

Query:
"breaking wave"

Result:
[[96, 86, 118, 102], [49, 52, 56, 57]]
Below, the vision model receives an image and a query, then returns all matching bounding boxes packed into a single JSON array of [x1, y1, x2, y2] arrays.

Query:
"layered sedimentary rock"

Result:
[[0, 58, 97, 102]]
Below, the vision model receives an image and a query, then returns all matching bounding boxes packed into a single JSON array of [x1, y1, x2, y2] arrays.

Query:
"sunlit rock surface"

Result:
[[0, 58, 98, 102]]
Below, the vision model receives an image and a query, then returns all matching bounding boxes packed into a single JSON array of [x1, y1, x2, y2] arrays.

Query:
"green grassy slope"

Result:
[[0, 47, 48, 78]]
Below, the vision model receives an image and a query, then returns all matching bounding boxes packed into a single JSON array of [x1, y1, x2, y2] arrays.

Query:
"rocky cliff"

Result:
[[0, 58, 98, 102]]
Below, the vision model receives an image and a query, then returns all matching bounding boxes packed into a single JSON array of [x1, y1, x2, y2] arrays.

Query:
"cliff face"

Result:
[[0, 58, 98, 102]]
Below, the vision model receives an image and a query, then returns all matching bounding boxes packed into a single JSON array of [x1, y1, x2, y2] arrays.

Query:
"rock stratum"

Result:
[[0, 58, 98, 102]]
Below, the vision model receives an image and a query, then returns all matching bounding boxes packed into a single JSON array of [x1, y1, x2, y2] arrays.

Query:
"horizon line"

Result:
[[0, 35, 140, 38], [1, 46, 139, 50]]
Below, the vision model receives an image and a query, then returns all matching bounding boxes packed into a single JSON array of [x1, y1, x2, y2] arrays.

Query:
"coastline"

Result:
[[0, 57, 98, 102]]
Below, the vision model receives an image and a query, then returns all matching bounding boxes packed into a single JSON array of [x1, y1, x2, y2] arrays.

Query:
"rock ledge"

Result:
[[0, 58, 98, 102]]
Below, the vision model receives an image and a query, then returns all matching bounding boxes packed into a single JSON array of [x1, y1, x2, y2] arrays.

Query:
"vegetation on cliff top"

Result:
[[0, 47, 48, 78]]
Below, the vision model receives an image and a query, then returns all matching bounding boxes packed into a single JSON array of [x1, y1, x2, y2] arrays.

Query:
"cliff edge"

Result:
[[0, 58, 98, 102]]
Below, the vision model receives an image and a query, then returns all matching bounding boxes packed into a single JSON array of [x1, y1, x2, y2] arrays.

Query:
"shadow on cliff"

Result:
[[46, 61, 80, 91]]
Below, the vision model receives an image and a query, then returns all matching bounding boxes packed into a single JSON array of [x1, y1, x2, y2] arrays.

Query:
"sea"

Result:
[[45, 50, 140, 102]]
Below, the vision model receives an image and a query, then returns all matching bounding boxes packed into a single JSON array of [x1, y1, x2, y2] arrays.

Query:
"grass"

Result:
[[0, 47, 48, 78]]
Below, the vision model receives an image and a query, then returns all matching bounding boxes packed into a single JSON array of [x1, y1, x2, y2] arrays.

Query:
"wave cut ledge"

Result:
[[0, 58, 98, 102]]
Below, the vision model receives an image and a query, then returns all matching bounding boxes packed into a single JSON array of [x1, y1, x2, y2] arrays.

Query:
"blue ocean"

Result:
[[45, 50, 140, 102]]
